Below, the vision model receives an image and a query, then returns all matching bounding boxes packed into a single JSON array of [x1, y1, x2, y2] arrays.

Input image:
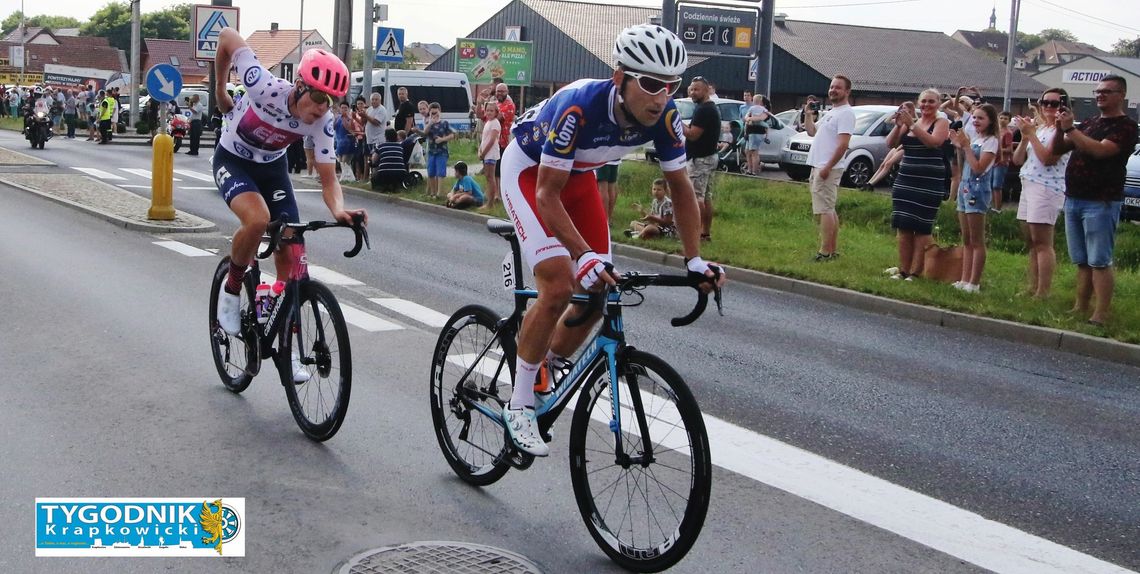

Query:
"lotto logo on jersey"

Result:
[[549, 106, 584, 155], [667, 108, 684, 146]]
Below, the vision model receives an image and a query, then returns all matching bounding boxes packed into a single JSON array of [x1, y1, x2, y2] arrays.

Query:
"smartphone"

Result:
[[949, 120, 963, 131]]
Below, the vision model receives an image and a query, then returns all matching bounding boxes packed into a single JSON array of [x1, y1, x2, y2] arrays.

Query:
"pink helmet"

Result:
[[298, 48, 348, 98]]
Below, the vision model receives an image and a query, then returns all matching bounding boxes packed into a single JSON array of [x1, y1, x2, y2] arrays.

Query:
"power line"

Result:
[[780, 0, 921, 9], [1026, 0, 1140, 35]]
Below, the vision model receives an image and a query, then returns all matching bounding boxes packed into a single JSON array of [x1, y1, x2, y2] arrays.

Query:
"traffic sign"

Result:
[[376, 27, 405, 63], [146, 64, 183, 103], [677, 3, 756, 57], [192, 4, 241, 60]]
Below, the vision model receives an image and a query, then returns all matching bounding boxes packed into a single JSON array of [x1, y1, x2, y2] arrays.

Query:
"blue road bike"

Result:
[[429, 219, 720, 572]]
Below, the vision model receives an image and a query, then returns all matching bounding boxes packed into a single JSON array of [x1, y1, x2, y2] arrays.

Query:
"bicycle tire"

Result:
[[208, 257, 259, 393], [568, 350, 712, 572], [429, 304, 514, 486], [280, 280, 352, 441]]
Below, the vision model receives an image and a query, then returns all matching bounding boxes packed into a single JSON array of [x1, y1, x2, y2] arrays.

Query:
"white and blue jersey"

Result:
[[511, 79, 687, 172]]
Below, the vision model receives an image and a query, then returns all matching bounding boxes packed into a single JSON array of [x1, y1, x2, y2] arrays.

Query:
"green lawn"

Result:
[[348, 159, 1139, 344]]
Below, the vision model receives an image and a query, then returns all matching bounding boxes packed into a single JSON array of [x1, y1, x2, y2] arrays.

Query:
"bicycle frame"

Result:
[[456, 232, 658, 463], [250, 239, 316, 362]]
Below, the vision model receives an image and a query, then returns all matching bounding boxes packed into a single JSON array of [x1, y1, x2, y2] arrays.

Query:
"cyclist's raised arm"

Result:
[[213, 28, 245, 113]]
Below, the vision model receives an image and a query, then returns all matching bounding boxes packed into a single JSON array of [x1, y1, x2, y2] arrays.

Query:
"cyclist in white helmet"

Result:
[[498, 24, 726, 456]]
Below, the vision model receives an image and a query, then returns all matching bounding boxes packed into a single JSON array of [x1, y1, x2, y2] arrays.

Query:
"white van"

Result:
[[348, 69, 473, 132]]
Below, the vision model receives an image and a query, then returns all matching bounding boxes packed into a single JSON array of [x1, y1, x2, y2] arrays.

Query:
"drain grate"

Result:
[[338, 541, 545, 574]]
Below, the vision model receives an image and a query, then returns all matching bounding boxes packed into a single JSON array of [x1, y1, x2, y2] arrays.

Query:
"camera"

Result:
[[808, 101, 821, 112], [949, 120, 963, 131]]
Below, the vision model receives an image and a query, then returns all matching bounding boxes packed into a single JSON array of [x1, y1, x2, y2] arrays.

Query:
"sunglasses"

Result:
[[624, 70, 682, 96], [298, 84, 333, 107], [1093, 89, 1120, 95], [1039, 99, 1063, 108]]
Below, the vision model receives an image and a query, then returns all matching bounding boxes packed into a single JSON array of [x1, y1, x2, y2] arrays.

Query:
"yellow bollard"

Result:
[[149, 132, 176, 220]]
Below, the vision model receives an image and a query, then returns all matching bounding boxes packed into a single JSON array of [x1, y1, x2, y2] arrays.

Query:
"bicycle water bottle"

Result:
[[255, 282, 271, 324], [264, 281, 285, 319]]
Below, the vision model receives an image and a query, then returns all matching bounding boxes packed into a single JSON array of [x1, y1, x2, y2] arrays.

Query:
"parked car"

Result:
[[774, 108, 799, 129], [644, 98, 796, 170], [778, 105, 898, 188], [1123, 144, 1140, 222]]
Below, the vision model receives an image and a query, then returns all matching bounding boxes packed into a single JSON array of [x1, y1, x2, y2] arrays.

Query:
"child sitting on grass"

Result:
[[446, 161, 484, 210], [624, 178, 675, 239]]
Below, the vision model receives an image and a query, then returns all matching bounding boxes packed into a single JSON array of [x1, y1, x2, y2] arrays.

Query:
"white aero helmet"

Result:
[[613, 24, 687, 78]]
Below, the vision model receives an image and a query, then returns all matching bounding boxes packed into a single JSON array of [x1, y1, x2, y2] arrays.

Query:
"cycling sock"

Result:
[[224, 260, 246, 295], [511, 357, 541, 409]]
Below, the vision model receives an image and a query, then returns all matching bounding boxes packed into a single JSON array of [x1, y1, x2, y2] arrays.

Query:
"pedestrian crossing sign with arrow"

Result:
[[375, 27, 405, 63]]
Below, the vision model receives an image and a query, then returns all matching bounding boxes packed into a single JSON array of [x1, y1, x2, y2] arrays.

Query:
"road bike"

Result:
[[429, 219, 721, 572], [208, 217, 369, 441]]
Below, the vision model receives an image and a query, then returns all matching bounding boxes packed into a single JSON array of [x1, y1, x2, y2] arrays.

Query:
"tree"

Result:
[[2, 11, 82, 35], [1016, 32, 1043, 53], [1038, 29, 1078, 43], [142, 4, 192, 42], [79, 2, 132, 52], [1112, 37, 1140, 58]]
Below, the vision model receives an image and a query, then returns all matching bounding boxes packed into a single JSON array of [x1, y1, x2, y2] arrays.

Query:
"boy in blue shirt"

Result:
[[446, 161, 484, 209]]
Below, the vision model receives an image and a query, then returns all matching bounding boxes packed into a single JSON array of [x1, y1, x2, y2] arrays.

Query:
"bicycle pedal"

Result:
[[540, 424, 554, 443], [505, 448, 534, 470]]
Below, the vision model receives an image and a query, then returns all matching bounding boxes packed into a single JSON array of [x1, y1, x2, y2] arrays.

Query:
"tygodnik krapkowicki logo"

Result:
[[35, 498, 246, 557]]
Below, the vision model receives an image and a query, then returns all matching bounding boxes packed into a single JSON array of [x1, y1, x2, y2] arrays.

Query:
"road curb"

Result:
[[0, 178, 216, 234], [334, 181, 1140, 367]]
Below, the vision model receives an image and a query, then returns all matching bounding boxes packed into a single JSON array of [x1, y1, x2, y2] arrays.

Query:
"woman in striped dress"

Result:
[[885, 88, 950, 280]]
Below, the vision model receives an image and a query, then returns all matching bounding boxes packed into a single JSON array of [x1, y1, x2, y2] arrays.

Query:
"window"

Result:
[[197, 61, 206, 67], [389, 84, 470, 114], [170, 56, 180, 66]]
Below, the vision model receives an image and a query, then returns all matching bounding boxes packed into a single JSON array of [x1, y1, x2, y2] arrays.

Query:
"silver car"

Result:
[[778, 105, 898, 188], [643, 98, 796, 170]]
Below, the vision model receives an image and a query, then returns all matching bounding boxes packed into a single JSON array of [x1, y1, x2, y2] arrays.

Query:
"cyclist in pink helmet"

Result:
[[211, 27, 367, 355]]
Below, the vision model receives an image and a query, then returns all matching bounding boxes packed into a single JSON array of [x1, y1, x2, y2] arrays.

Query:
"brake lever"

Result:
[[342, 214, 370, 258], [256, 220, 285, 259]]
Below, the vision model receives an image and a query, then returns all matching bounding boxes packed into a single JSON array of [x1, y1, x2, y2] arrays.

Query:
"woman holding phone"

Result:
[[1012, 88, 1071, 298]]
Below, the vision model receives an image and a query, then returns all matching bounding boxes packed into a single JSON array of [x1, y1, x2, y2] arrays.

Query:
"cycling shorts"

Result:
[[212, 146, 300, 224], [500, 141, 611, 269]]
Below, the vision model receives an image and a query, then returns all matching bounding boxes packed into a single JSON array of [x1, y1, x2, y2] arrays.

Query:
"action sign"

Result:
[[146, 64, 183, 103], [376, 27, 405, 63], [677, 3, 756, 57], [192, 4, 240, 60]]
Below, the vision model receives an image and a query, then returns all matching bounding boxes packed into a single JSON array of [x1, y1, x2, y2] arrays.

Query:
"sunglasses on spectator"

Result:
[[624, 70, 682, 96], [1093, 89, 1121, 95], [1039, 99, 1063, 108]]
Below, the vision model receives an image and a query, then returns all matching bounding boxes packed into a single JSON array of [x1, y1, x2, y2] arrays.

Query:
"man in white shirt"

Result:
[[363, 92, 389, 155], [803, 75, 855, 261]]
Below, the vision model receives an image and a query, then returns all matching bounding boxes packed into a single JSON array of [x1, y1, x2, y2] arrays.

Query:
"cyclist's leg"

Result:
[[255, 155, 302, 281], [548, 170, 611, 358], [213, 149, 271, 334]]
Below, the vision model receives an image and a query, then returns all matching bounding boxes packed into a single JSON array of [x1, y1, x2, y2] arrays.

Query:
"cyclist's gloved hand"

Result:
[[575, 251, 615, 290], [685, 256, 727, 290]]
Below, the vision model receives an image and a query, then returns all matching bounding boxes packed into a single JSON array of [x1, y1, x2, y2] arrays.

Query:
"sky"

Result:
[[16, 0, 1140, 53]]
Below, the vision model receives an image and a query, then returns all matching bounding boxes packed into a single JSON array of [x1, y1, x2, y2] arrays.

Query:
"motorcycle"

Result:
[[169, 113, 189, 152], [25, 110, 53, 149]]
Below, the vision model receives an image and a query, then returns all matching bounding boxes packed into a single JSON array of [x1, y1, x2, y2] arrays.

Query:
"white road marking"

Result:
[[172, 169, 214, 181], [369, 298, 450, 327], [152, 240, 214, 257], [119, 168, 182, 181], [333, 303, 403, 332], [575, 382, 1131, 574], [446, 352, 510, 384], [73, 167, 125, 180], [307, 265, 363, 286]]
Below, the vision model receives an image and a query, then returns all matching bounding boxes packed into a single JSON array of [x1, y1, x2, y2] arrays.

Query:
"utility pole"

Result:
[[1003, 0, 1020, 112], [756, 0, 773, 97], [130, 0, 141, 127], [207, 0, 233, 122], [332, 0, 353, 70], [363, 0, 375, 98], [296, 0, 305, 78]]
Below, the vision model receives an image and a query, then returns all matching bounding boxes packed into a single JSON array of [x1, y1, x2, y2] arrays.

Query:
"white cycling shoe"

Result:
[[504, 404, 549, 457], [217, 291, 242, 335], [291, 351, 312, 384]]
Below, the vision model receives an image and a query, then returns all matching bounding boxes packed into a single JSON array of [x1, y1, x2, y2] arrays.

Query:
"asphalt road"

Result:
[[1, 130, 1137, 574]]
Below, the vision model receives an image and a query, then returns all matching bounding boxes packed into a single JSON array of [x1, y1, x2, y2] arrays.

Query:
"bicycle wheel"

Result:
[[568, 350, 712, 572], [208, 257, 259, 393], [280, 281, 351, 441], [429, 305, 514, 486]]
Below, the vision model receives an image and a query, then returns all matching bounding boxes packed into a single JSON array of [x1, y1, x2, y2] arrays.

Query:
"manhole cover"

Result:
[[338, 541, 545, 574]]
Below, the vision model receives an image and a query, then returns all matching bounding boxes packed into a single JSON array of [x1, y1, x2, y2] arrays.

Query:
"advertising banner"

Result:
[[455, 38, 533, 86], [43, 64, 116, 89]]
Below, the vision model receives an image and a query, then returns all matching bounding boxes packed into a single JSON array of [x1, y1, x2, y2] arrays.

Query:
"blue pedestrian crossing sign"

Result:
[[376, 27, 405, 63], [146, 64, 183, 103]]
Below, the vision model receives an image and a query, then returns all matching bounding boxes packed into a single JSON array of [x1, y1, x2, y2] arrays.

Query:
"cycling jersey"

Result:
[[217, 47, 336, 165], [511, 79, 687, 173]]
